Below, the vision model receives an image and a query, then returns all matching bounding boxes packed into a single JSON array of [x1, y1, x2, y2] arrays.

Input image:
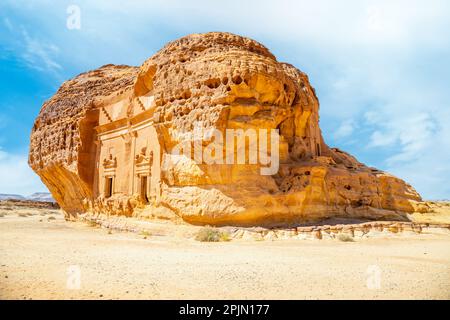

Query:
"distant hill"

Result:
[[0, 194, 26, 201], [0, 192, 55, 203], [27, 192, 55, 203]]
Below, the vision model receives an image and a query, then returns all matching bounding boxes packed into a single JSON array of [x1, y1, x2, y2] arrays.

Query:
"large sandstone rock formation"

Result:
[[29, 32, 425, 226]]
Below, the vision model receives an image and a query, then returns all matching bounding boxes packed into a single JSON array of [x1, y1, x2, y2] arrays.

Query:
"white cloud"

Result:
[[387, 114, 437, 164], [20, 27, 62, 74], [369, 131, 397, 147], [334, 120, 356, 140], [0, 148, 48, 196], [3, 17, 13, 31], [365, 106, 450, 199], [1, 14, 63, 75], [366, 110, 441, 164]]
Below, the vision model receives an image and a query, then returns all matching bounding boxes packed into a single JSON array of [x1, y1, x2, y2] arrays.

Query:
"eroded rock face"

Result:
[[29, 65, 138, 214], [29, 32, 424, 226]]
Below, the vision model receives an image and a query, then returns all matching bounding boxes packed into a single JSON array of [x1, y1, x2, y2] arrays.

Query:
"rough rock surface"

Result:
[[29, 32, 426, 226], [29, 65, 138, 213]]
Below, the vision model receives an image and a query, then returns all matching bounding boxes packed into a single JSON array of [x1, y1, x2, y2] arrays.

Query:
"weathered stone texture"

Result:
[[29, 32, 424, 226], [29, 65, 138, 213]]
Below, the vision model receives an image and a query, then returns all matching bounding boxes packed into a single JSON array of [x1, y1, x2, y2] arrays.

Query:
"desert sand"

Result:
[[1, 201, 449, 300]]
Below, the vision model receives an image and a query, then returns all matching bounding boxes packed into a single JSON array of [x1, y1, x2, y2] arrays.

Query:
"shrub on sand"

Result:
[[195, 227, 231, 242], [139, 230, 151, 239], [337, 234, 354, 242], [87, 220, 98, 227]]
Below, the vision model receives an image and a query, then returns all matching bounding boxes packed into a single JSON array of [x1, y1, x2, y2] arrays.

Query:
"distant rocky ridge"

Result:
[[0, 194, 25, 201], [0, 192, 55, 203]]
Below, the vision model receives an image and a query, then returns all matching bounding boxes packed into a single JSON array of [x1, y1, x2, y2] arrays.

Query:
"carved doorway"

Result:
[[105, 177, 113, 198], [140, 175, 149, 204]]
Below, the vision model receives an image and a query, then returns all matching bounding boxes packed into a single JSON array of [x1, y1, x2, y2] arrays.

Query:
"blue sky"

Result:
[[0, 0, 449, 199]]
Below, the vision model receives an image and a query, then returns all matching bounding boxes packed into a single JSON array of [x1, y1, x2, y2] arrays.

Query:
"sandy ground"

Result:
[[0, 204, 449, 300]]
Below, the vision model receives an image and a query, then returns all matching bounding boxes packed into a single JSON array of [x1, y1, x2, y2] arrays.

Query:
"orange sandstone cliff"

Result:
[[29, 32, 424, 226]]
